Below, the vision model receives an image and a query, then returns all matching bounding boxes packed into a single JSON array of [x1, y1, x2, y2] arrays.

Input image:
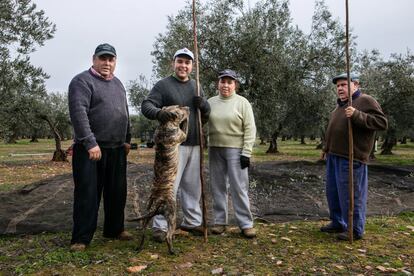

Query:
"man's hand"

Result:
[[157, 110, 177, 124], [88, 145, 101, 161], [240, 155, 250, 169], [320, 151, 326, 161], [124, 143, 131, 156], [193, 96, 205, 109], [345, 106, 356, 118]]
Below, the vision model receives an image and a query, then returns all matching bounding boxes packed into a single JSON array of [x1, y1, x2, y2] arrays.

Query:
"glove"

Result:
[[193, 96, 205, 109], [240, 155, 250, 169], [157, 110, 177, 124]]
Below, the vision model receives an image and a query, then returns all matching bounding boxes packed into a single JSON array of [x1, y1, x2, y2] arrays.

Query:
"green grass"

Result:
[[0, 215, 412, 275], [253, 139, 414, 165]]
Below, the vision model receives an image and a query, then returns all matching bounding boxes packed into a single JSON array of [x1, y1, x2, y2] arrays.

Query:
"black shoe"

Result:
[[320, 223, 343, 233], [152, 229, 166, 243], [180, 225, 205, 236], [337, 231, 363, 241]]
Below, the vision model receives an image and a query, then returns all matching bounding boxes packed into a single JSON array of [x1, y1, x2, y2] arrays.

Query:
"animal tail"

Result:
[[127, 199, 161, 222]]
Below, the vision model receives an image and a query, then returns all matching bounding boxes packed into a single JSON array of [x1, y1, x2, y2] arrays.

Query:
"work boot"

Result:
[[320, 223, 343, 233], [211, 225, 226, 235], [152, 229, 166, 243], [241, 227, 257, 238], [70, 243, 86, 252], [337, 231, 363, 241], [180, 225, 205, 236], [117, 231, 133, 241]]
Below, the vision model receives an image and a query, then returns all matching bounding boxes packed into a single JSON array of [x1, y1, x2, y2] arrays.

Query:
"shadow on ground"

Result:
[[0, 161, 413, 234]]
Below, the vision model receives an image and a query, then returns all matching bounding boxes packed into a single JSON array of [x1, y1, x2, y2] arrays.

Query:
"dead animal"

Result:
[[130, 105, 189, 254]]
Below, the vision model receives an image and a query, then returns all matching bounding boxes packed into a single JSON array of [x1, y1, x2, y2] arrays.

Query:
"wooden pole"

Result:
[[345, 0, 354, 243], [192, 0, 208, 242]]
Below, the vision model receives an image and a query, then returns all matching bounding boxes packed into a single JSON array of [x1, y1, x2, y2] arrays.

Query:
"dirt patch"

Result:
[[0, 161, 413, 234]]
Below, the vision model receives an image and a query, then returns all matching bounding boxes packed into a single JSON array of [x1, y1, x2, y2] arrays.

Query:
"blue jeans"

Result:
[[326, 154, 368, 236]]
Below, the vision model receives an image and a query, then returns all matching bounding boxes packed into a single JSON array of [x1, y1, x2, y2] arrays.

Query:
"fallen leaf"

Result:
[[406, 225, 414, 231], [211, 267, 223, 275], [178, 262, 193, 269], [345, 246, 353, 250], [126, 265, 147, 273], [150, 254, 159, 259], [376, 266, 387, 272], [281, 237, 291, 242], [268, 233, 277, 237], [335, 265, 345, 270], [357, 249, 367, 253], [276, 260, 283, 265], [271, 238, 277, 244], [290, 226, 298, 230]]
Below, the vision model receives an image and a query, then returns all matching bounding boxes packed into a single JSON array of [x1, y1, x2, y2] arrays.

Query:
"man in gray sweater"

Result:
[[68, 43, 132, 251], [141, 48, 210, 242]]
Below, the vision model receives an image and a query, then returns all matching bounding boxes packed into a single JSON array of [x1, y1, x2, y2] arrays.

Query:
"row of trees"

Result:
[[1, 0, 413, 159], [129, 0, 414, 154], [0, 0, 72, 160]]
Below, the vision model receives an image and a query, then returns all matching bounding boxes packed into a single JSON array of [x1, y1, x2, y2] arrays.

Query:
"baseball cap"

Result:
[[332, 73, 359, 84], [94, 43, 117, 57], [173, 48, 194, 60], [218, 69, 238, 80]]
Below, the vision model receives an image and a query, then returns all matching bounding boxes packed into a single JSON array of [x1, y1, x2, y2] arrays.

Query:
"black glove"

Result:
[[240, 155, 250, 169], [193, 96, 205, 109], [157, 110, 177, 124]]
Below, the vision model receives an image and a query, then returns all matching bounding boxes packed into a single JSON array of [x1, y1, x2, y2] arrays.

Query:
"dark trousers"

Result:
[[326, 154, 368, 236], [71, 143, 127, 245]]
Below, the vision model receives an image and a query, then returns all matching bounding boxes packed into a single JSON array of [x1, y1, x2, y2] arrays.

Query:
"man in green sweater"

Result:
[[321, 73, 388, 241]]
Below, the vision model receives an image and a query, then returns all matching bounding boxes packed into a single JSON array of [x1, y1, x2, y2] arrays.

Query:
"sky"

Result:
[[30, 0, 414, 93]]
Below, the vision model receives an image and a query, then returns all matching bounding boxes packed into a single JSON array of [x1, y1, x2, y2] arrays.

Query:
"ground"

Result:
[[0, 141, 413, 274], [1, 160, 413, 235]]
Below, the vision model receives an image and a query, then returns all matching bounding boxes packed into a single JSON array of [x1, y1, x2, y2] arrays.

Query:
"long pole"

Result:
[[345, 0, 354, 243], [192, 0, 208, 242]]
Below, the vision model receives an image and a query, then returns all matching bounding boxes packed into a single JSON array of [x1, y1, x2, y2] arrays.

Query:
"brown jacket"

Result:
[[324, 92, 388, 163]]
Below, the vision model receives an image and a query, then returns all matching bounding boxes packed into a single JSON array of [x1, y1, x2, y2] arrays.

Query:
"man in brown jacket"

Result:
[[320, 73, 388, 240]]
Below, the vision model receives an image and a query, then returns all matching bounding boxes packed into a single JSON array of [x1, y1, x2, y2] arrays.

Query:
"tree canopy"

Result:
[[0, 0, 56, 143]]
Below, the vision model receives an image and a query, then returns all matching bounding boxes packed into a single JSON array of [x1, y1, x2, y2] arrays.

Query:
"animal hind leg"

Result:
[[137, 217, 151, 252], [165, 208, 177, 255]]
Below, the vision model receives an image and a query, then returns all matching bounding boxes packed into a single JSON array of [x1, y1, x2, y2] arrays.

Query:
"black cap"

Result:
[[94, 43, 116, 57], [218, 69, 238, 80]]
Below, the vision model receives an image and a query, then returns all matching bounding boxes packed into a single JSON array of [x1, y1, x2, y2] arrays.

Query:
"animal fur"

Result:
[[131, 105, 189, 254]]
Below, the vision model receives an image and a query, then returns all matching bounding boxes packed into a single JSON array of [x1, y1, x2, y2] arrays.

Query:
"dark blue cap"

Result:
[[218, 69, 238, 80]]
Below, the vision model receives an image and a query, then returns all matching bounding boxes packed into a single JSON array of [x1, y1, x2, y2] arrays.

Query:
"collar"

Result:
[[337, 90, 361, 107], [90, 67, 114, 81], [219, 91, 236, 100], [172, 73, 190, 83]]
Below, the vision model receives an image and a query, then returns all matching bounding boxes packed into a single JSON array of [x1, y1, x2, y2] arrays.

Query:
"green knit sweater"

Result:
[[207, 92, 256, 157]]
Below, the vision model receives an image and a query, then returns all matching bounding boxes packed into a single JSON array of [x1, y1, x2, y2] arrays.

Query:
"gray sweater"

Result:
[[68, 69, 131, 150], [141, 75, 210, 146]]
